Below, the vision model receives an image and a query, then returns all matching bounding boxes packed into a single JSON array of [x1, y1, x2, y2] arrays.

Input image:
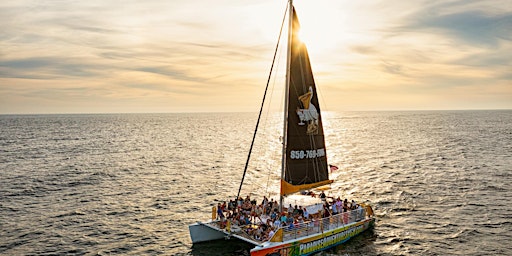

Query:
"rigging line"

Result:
[[265, 42, 284, 196], [316, 80, 330, 115], [236, 3, 289, 201]]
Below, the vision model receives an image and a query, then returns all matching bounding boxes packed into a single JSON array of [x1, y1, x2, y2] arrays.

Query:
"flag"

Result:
[[329, 164, 339, 172]]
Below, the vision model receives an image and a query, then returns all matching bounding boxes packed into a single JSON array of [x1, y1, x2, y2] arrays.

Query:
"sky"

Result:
[[0, 0, 511, 114]]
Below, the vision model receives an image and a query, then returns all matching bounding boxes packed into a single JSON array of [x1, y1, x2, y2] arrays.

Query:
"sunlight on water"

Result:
[[0, 111, 511, 255]]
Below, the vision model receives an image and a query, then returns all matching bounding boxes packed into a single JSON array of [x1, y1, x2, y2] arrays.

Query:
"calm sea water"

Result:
[[0, 111, 511, 255]]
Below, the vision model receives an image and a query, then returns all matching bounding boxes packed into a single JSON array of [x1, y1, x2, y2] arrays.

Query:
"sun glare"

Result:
[[293, 1, 348, 60]]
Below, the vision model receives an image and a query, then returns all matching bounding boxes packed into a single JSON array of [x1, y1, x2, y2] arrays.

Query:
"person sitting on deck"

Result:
[[273, 218, 281, 228], [266, 218, 273, 229], [270, 209, 278, 221], [265, 205, 271, 215], [287, 214, 294, 226], [265, 227, 275, 241], [242, 200, 252, 213], [287, 221, 295, 230], [238, 214, 246, 225], [254, 225, 264, 240], [280, 212, 287, 226], [244, 213, 252, 225]]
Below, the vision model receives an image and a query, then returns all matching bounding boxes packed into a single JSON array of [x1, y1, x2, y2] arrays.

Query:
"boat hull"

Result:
[[250, 217, 375, 256], [189, 222, 226, 243]]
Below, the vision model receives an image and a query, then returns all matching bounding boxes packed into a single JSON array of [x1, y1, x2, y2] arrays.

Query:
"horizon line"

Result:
[[1, 108, 511, 116]]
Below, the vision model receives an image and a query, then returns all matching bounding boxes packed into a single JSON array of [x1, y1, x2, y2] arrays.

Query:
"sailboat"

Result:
[[189, 1, 375, 255]]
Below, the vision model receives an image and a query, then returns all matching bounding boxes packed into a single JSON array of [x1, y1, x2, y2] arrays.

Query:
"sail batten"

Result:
[[282, 6, 330, 196]]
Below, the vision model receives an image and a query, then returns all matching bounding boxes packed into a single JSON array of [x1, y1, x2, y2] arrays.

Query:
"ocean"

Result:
[[0, 110, 511, 255]]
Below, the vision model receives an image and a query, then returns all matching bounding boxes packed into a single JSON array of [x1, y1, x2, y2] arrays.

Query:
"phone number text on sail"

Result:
[[290, 148, 325, 159]]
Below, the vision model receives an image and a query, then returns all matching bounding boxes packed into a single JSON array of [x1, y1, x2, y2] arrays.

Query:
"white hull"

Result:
[[188, 222, 226, 243]]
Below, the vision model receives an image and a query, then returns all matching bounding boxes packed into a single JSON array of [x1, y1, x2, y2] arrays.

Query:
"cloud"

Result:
[[406, 10, 512, 47], [452, 47, 512, 67], [0, 0, 511, 113], [345, 1, 512, 79], [0, 56, 104, 79]]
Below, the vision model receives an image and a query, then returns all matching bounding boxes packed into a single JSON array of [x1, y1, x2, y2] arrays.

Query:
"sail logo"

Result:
[[296, 86, 319, 135], [290, 148, 325, 159]]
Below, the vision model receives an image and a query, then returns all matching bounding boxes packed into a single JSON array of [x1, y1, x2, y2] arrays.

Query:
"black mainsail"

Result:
[[281, 6, 332, 196]]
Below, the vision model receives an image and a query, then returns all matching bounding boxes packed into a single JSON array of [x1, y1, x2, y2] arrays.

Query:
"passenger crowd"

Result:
[[213, 192, 365, 241]]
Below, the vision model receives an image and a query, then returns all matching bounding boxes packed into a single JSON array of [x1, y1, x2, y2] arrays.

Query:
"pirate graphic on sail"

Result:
[[296, 86, 319, 135]]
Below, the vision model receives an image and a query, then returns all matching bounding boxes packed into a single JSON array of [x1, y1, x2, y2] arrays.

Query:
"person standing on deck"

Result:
[[331, 201, 338, 215], [336, 197, 342, 214], [303, 207, 309, 220], [217, 203, 224, 220]]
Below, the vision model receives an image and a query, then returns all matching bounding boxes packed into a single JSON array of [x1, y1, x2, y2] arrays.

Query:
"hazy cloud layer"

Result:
[[1, 0, 511, 113]]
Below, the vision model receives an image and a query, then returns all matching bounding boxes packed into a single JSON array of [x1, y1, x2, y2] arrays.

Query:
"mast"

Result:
[[280, 0, 293, 212]]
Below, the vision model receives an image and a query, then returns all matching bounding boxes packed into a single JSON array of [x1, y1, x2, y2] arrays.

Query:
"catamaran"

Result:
[[189, 1, 375, 255]]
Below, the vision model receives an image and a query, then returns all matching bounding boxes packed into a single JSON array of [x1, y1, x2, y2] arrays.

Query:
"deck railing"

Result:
[[207, 207, 369, 243], [280, 208, 367, 241]]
